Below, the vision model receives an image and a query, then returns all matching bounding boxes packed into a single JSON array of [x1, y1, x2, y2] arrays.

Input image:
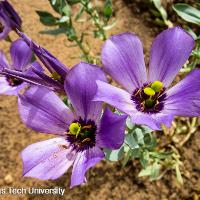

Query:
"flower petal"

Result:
[[0, 76, 26, 96], [0, 0, 22, 30], [65, 62, 106, 121], [102, 33, 147, 92], [0, 50, 9, 70], [94, 80, 136, 115], [18, 86, 74, 135], [1, 67, 63, 92], [131, 112, 174, 130], [21, 137, 75, 180], [70, 147, 104, 188], [97, 107, 127, 149], [18, 31, 69, 80], [149, 27, 195, 87], [0, 14, 11, 40], [165, 69, 200, 116], [10, 39, 32, 71], [25, 61, 44, 76]]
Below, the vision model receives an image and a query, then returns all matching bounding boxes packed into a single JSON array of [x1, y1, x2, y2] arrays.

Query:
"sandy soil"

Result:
[[0, 0, 199, 199]]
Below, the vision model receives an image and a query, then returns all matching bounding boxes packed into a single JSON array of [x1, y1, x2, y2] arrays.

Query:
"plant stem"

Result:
[[81, 1, 107, 41]]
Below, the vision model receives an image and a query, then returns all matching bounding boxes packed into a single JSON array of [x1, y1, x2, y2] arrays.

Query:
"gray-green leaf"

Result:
[[36, 11, 57, 26], [173, 3, 200, 25], [104, 146, 124, 161]]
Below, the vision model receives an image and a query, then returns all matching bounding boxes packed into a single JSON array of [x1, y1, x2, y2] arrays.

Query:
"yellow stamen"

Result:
[[82, 138, 91, 143], [151, 81, 163, 92], [68, 122, 81, 137], [82, 125, 92, 129], [51, 72, 61, 81], [144, 87, 155, 96]]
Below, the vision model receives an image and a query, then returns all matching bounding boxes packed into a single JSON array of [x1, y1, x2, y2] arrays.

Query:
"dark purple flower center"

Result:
[[131, 83, 166, 114], [66, 118, 97, 152], [0, 22, 4, 33], [6, 76, 23, 87]]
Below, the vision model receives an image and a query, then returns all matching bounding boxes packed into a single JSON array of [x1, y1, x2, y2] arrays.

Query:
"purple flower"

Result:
[[0, 0, 22, 40], [18, 62, 127, 188], [1, 31, 69, 93], [17, 31, 69, 83], [94, 27, 200, 130], [1, 30, 69, 92], [0, 38, 32, 95]]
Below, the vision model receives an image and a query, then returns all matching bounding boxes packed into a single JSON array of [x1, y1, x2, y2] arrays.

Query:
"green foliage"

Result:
[[139, 162, 161, 180], [37, 0, 115, 64], [104, 146, 124, 161], [103, 0, 113, 20], [173, 3, 200, 25], [151, 0, 173, 27], [172, 3, 200, 72], [36, 11, 58, 26], [104, 117, 184, 184]]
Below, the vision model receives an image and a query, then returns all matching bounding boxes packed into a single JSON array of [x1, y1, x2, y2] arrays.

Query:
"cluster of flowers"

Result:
[[1, 0, 200, 188]]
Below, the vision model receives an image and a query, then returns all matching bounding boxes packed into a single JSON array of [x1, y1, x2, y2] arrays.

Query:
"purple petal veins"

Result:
[[17, 31, 69, 81], [0, 39, 32, 95], [19, 62, 127, 187], [95, 27, 198, 130], [0, 0, 21, 40]]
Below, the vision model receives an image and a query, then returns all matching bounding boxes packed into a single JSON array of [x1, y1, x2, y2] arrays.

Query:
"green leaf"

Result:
[[143, 133, 157, 150], [140, 125, 152, 134], [49, 0, 66, 14], [126, 117, 135, 130], [123, 144, 130, 153], [187, 28, 198, 40], [150, 162, 161, 180], [62, 4, 71, 16], [65, 27, 77, 41], [143, 133, 152, 145], [103, 21, 117, 31], [103, 0, 113, 18], [58, 16, 70, 23], [36, 11, 57, 26], [175, 164, 183, 185], [49, 0, 59, 13], [75, 6, 85, 21], [138, 162, 161, 179], [152, 0, 168, 21], [150, 151, 172, 159], [51, 0, 56, 5], [93, 30, 104, 40], [122, 149, 132, 167], [39, 28, 66, 35], [68, 0, 81, 5], [138, 165, 152, 177], [140, 150, 149, 168], [173, 3, 200, 25], [131, 148, 141, 158], [134, 128, 144, 145], [125, 133, 139, 149], [104, 146, 124, 161]]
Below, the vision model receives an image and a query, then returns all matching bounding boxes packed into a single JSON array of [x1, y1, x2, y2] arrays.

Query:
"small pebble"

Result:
[[4, 174, 13, 184]]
